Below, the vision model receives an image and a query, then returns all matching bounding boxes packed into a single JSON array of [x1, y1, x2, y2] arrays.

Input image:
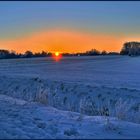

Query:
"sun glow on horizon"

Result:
[[0, 29, 138, 54], [55, 52, 60, 57]]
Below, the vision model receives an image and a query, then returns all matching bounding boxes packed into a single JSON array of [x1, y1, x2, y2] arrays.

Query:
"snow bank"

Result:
[[0, 75, 139, 123], [0, 94, 140, 139]]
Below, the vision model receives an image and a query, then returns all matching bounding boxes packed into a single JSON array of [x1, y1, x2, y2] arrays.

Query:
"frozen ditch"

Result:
[[0, 75, 139, 123]]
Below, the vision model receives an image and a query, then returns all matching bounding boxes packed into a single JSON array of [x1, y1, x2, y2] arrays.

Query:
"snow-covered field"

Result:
[[0, 56, 140, 138]]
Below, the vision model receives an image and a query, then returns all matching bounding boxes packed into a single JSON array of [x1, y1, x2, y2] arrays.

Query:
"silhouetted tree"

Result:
[[101, 50, 107, 55], [24, 51, 33, 58], [120, 42, 131, 55], [120, 42, 140, 56], [86, 49, 100, 56], [108, 52, 119, 55], [41, 51, 47, 57], [0, 50, 10, 59], [34, 52, 41, 57]]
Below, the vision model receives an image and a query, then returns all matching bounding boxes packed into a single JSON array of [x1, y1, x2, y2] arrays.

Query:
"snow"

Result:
[[0, 56, 140, 138], [0, 94, 140, 139], [0, 55, 140, 89]]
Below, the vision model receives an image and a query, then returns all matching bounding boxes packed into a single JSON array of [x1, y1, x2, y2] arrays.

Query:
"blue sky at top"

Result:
[[0, 1, 140, 39]]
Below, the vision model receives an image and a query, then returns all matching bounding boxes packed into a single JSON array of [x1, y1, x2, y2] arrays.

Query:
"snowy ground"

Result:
[[0, 56, 140, 138], [0, 94, 140, 139], [0, 55, 140, 89]]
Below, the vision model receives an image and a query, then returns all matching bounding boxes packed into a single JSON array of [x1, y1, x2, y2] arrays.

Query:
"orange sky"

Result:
[[0, 29, 136, 53]]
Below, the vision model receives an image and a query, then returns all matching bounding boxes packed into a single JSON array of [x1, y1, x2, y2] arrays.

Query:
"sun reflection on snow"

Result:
[[52, 52, 62, 62]]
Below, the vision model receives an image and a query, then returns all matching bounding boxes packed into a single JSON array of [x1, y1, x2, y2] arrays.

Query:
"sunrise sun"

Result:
[[55, 52, 60, 57], [52, 52, 62, 62]]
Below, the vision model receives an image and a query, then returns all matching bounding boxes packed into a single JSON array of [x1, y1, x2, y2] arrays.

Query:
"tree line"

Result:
[[0, 41, 139, 59], [0, 50, 52, 59], [0, 49, 120, 59], [63, 49, 119, 56]]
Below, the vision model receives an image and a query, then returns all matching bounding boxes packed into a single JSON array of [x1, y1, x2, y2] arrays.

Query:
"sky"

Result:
[[0, 1, 140, 53]]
